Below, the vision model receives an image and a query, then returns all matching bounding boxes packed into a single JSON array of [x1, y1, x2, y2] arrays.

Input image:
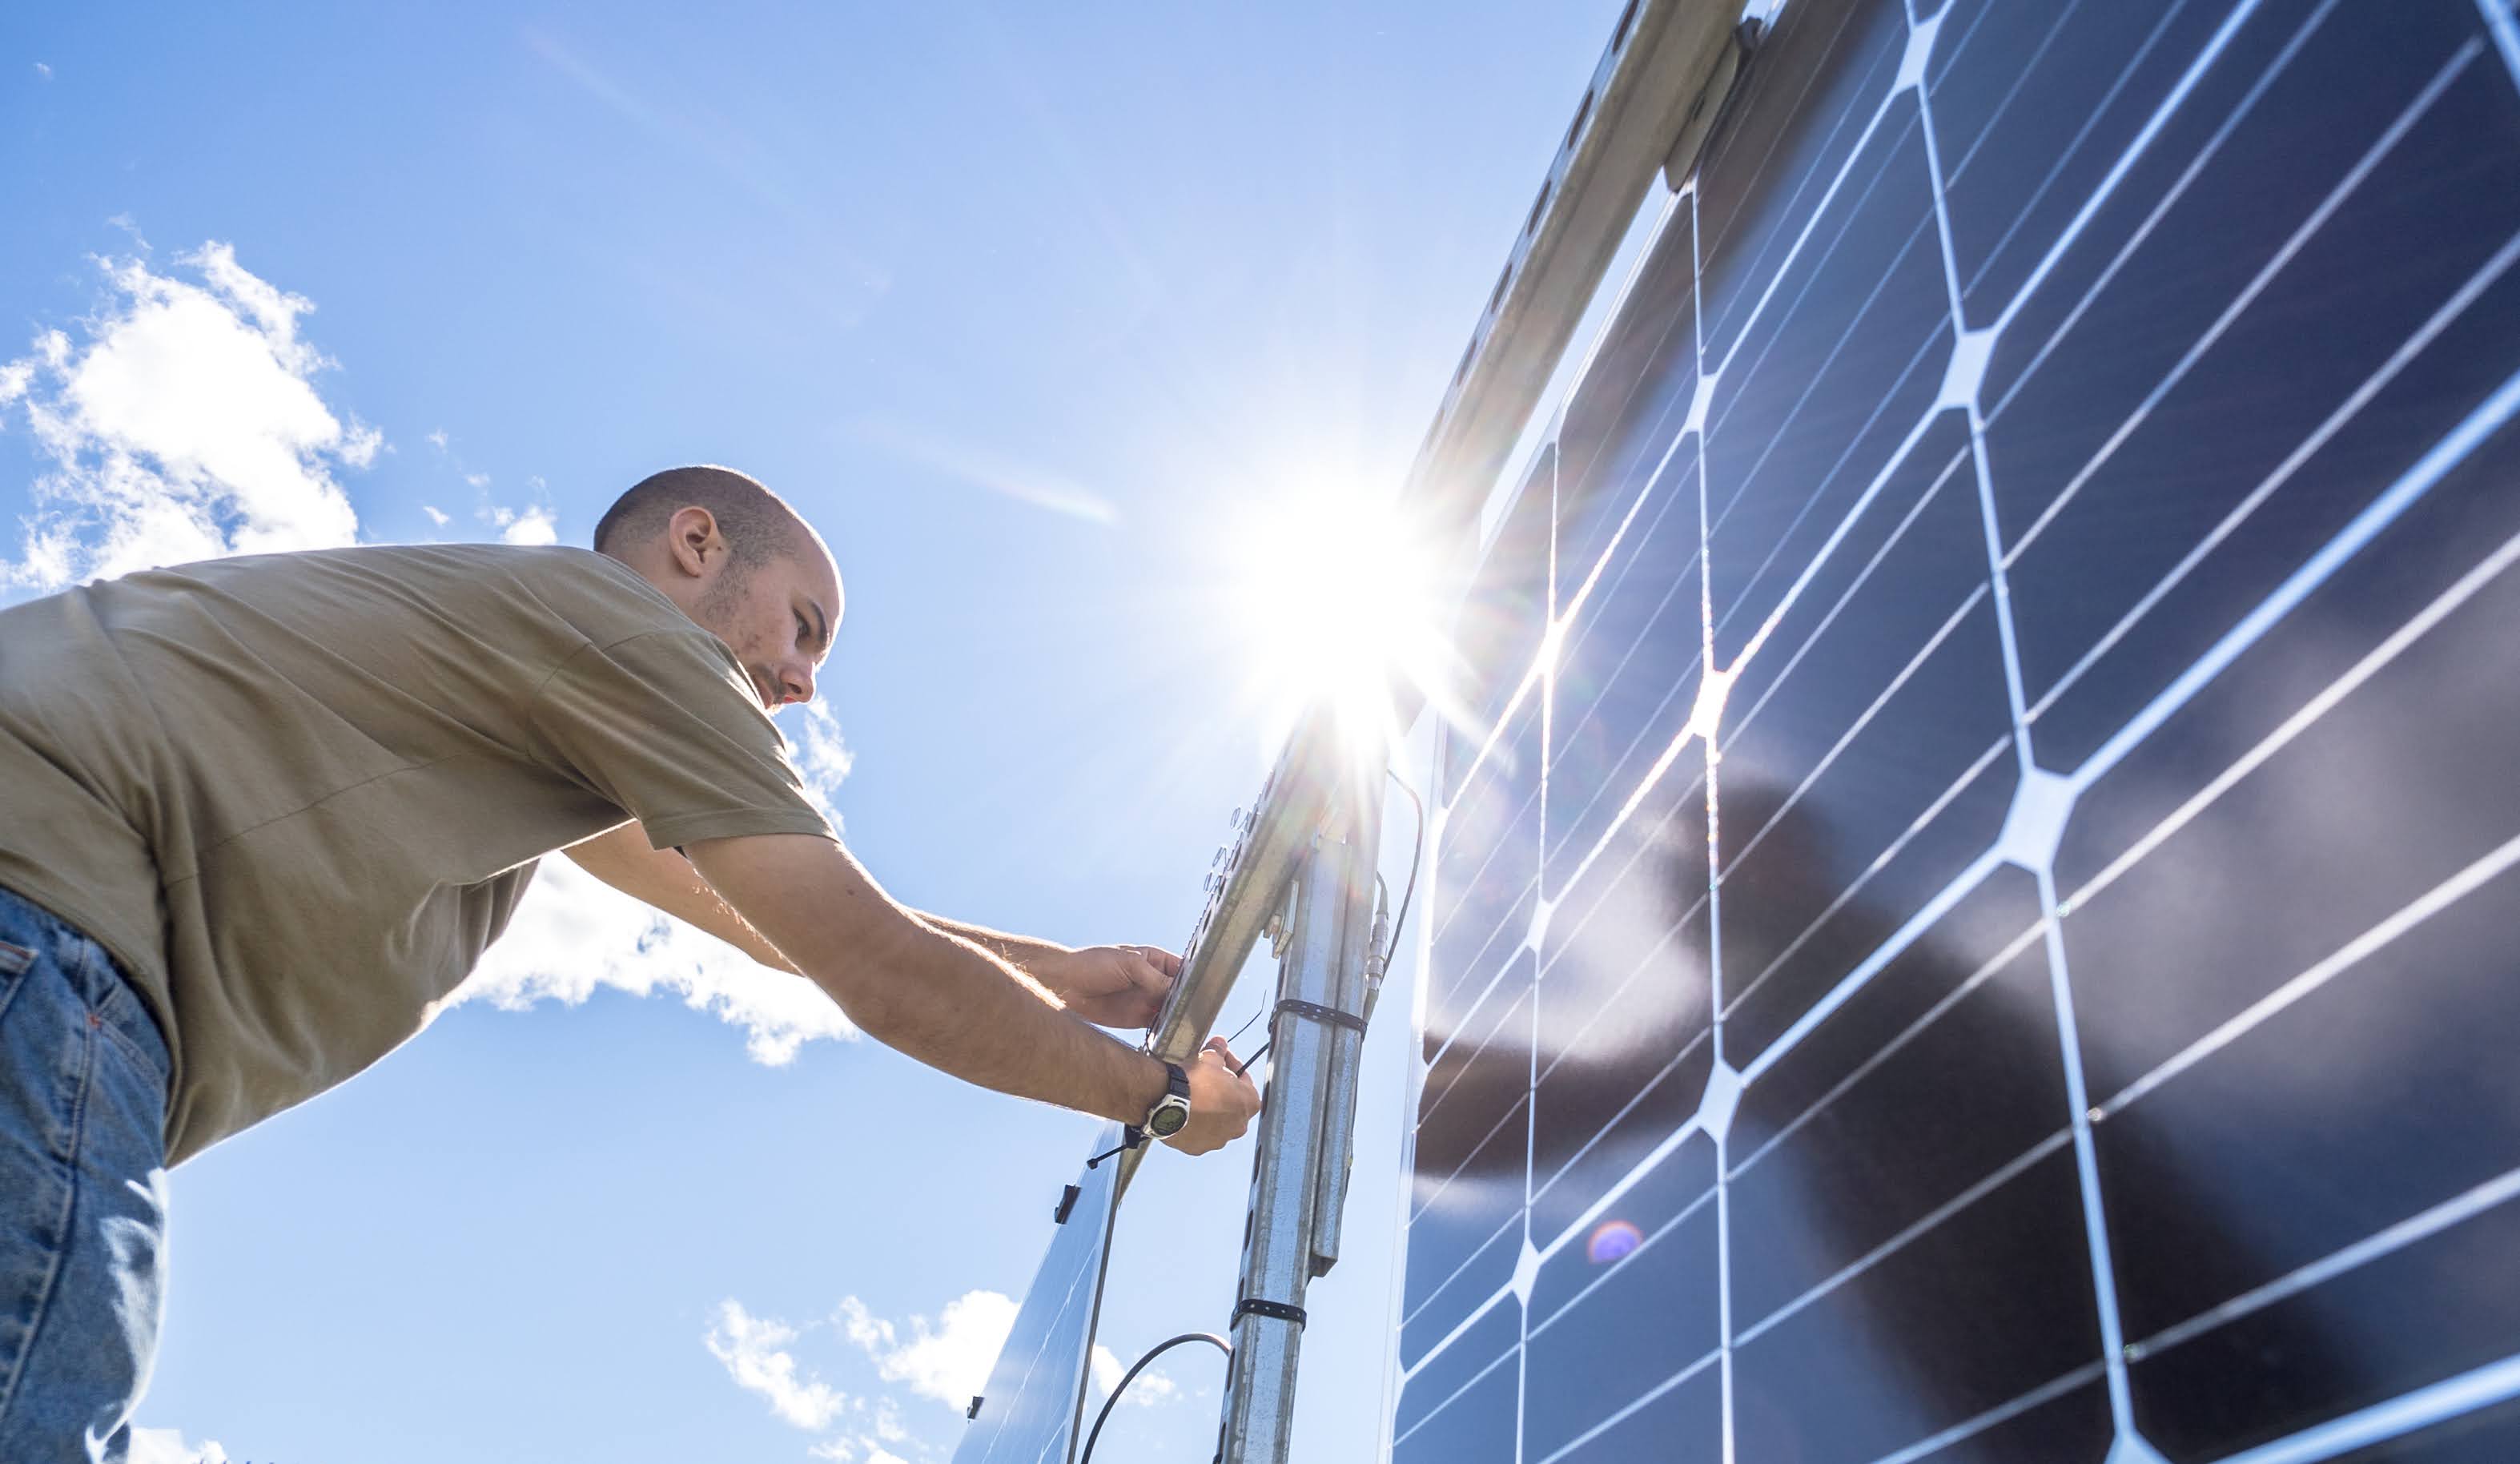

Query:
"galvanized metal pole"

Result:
[[1306, 762, 1385, 1281], [1215, 738, 1385, 1464]]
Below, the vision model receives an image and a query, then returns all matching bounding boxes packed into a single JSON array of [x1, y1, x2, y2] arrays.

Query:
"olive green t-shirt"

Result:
[[0, 544, 835, 1164]]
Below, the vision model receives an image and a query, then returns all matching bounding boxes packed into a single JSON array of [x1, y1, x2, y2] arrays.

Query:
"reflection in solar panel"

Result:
[[953, 1125, 1123, 1464], [1395, 2, 2520, 1460]]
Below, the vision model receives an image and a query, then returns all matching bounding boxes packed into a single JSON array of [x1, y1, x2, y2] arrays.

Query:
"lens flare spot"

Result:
[[1586, 1219, 1643, 1265]]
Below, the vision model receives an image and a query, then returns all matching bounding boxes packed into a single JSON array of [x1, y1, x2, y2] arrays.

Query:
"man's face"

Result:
[[693, 545, 842, 711]]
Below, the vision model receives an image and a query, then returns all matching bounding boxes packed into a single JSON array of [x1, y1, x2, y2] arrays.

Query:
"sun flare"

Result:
[[1224, 489, 1458, 766]]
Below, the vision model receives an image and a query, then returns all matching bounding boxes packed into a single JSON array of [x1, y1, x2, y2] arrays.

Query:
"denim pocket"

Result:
[[0, 939, 33, 977]]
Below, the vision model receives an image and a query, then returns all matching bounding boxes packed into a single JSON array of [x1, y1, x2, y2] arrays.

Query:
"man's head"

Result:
[[594, 465, 842, 710]]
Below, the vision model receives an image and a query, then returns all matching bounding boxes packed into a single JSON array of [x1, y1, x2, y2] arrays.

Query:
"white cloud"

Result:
[[703, 1299, 850, 1430], [34, 62, 51, 80], [425, 427, 448, 450], [837, 1289, 1015, 1412], [465, 470, 491, 489], [0, 243, 370, 589], [787, 699, 854, 827], [451, 856, 856, 1064], [870, 1398, 912, 1443], [1091, 1344, 1177, 1409], [421, 504, 451, 526], [340, 420, 384, 468], [494, 503, 558, 545], [129, 1428, 227, 1464], [810, 1446, 911, 1464]]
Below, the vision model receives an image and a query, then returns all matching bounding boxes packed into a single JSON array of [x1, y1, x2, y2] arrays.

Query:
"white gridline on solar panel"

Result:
[[1398, 1, 2520, 1461]]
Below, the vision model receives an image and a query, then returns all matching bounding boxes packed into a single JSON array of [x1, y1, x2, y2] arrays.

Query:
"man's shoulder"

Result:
[[232, 542, 693, 638]]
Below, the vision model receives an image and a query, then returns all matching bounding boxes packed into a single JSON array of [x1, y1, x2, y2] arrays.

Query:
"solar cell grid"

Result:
[[1395, 0, 2520, 1459]]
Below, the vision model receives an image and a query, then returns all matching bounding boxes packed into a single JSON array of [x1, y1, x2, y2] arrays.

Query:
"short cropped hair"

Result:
[[593, 465, 810, 565]]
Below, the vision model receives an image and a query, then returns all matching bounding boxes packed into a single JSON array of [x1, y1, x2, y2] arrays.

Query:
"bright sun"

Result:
[[1224, 489, 1457, 764]]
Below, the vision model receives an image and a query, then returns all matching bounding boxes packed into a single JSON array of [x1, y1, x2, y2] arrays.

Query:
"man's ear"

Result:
[[665, 506, 726, 579]]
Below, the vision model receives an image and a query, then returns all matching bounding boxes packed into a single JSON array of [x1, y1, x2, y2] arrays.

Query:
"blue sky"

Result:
[[1, 4, 1623, 1460]]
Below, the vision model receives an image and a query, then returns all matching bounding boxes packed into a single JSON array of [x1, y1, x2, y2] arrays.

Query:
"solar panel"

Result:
[[953, 1124, 1124, 1464], [1394, 2, 2520, 1462]]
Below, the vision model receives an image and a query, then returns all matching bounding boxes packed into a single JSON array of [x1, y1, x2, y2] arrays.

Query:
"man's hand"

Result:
[[1174, 1036, 1262, 1156], [1032, 944, 1180, 1028]]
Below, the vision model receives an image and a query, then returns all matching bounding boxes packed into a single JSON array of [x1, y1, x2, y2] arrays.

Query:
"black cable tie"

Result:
[[1272, 998, 1366, 1035], [1232, 1297, 1308, 1328], [1086, 1126, 1146, 1168]]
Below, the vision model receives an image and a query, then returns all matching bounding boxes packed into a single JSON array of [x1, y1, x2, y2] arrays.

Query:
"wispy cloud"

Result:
[[0, 243, 375, 589], [806, 1395, 922, 1464], [704, 1299, 850, 1430], [420, 424, 556, 543], [129, 1427, 227, 1464], [32, 61, 51, 80], [521, 27, 892, 324], [848, 417, 1119, 525]]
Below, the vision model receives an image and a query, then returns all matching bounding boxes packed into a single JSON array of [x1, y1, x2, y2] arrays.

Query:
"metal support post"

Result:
[[1306, 765, 1385, 1280], [1215, 744, 1386, 1464]]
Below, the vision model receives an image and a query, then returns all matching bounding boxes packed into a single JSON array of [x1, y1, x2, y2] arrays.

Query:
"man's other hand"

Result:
[[1175, 1036, 1261, 1156], [1035, 944, 1180, 1028]]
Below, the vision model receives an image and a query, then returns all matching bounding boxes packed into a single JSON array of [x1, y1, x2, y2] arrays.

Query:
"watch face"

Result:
[[1147, 1102, 1190, 1139]]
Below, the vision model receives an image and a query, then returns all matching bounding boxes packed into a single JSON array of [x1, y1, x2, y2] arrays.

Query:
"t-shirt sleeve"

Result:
[[529, 630, 837, 851]]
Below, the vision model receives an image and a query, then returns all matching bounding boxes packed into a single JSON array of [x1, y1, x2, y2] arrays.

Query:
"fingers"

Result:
[[1102, 950, 1169, 1028], [1126, 951, 1174, 1003], [1206, 1040, 1260, 1111], [1174, 1040, 1263, 1156], [1143, 947, 1184, 979]]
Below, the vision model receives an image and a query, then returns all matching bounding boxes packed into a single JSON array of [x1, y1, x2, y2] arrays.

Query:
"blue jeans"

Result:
[[0, 886, 173, 1463]]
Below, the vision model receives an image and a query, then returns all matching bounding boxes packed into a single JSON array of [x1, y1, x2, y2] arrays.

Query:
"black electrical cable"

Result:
[[1075, 1331, 1231, 1464], [1221, 999, 1268, 1051]]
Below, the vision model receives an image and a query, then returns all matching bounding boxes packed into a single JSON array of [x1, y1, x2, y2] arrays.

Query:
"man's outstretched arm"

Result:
[[684, 831, 1257, 1153], [565, 822, 1178, 1028]]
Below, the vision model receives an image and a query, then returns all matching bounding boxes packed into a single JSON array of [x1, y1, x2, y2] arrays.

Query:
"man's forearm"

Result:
[[565, 822, 798, 972], [689, 835, 1168, 1126], [914, 912, 1070, 967]]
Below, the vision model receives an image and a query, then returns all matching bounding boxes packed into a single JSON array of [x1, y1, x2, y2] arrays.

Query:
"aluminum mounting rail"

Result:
[[1397, 0, 1749, 644]]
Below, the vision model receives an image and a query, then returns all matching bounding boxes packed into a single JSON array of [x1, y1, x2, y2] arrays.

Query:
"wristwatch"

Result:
[[1143, 1060, 1192, 1140]]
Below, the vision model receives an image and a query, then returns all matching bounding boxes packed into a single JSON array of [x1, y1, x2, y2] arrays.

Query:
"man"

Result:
[[0, 465, 1260, 1459]]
